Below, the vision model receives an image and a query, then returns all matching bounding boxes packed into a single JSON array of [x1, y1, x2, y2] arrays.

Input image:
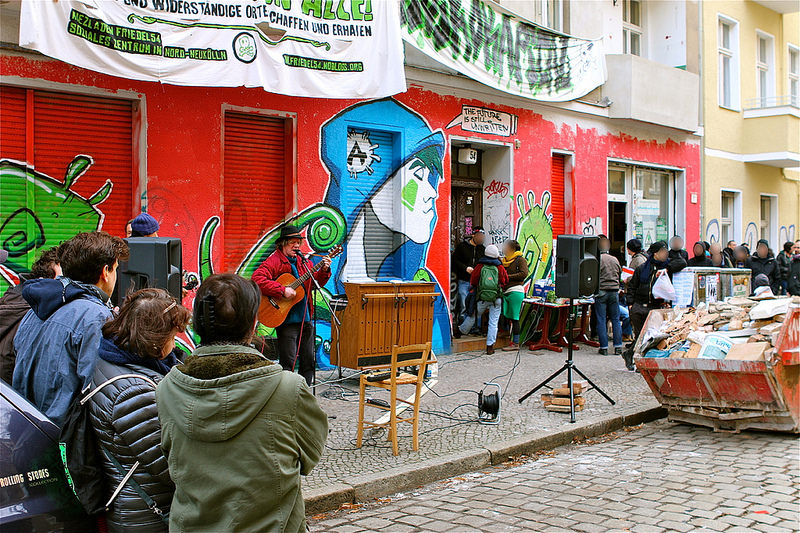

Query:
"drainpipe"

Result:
[[697, 0, 705, 243]]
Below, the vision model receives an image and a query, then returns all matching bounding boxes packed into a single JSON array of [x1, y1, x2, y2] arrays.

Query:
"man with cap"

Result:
[[252, 224, 331, 385], [129, 212, 159, 237]]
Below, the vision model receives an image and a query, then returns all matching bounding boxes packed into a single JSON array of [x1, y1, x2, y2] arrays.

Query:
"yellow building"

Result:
[[701, 0, 799, 250]]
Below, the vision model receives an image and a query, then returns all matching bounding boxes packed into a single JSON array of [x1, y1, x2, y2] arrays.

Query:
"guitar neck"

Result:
[[289, 257, 325, 289]]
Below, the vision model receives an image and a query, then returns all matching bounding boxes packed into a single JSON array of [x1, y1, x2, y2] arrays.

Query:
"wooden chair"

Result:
[[357, 342, 432, 456]]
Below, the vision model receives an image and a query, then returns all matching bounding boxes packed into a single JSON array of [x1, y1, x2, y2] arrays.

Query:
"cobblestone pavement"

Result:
[[304, 344, 658, 492], [309, 420, 800, 532]]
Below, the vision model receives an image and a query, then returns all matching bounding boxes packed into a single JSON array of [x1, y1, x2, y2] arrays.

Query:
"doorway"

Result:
[[608, 201, 627, 265], [450, 146, 484, 250]]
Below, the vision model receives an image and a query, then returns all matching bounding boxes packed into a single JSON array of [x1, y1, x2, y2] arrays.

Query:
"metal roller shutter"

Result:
[[0, 85, 134, 273], [345, 128, 398, 279], [222, 112, 289, 271], [550, 153, 566, 237]]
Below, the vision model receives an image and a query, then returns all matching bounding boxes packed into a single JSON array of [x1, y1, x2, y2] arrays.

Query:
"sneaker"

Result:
[[487, 344, 495, 355], [598, 348, 608, 356], [614, 347, 622, 356], [622, 335, 634, 342], [502, 343, 519, 352]]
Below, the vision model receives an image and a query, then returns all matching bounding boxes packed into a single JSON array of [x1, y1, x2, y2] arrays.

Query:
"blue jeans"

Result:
[[619, 303, 633, 337], [459, 298, 501, 346], [595, 290, 622, 349], [455, 280, 470, 326]]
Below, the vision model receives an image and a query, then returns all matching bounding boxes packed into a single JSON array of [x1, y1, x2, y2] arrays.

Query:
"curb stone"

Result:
[[304, 405, 667, 515]]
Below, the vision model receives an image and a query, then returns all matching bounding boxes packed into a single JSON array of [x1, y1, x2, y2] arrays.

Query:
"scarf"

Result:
[[98, 336, 178, 376], [501, 250, 522, 268], [639, 255, 670, 283]]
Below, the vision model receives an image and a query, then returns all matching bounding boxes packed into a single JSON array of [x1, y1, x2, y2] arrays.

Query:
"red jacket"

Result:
[[470, 262, 508, 288], [252, 249, 331, 300]]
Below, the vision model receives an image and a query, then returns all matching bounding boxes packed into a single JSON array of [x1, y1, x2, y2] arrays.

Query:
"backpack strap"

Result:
[[83, 373, 167, 523]]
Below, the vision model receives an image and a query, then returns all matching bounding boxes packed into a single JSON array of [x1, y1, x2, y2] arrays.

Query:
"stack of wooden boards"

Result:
[[541, 381, 588, 413]]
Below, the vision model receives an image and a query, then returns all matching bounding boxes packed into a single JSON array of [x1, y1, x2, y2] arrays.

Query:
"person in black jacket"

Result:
[[451, 227, 485, 336], [627, 240, 687, 338], [88, 288, 190, 533], [788, 241, 800, 296], [747, 239, 780, 294], [668, 235, 689, 265], [776, 241, 793, 295], [0, 247, 60, 385], [687, 241, 713, 267]]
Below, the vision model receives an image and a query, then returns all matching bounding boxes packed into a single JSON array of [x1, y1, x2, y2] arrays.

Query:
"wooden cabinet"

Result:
[[330, 282, 437, 369]]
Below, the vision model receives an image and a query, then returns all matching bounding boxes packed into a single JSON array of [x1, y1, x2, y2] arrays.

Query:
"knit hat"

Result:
[[130, 213, 159, 236], [753, 273, 770, 288], [485, 244, 500, 259]]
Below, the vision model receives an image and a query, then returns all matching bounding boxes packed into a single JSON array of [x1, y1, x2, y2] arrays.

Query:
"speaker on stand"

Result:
[[519, 235, 615, 422]]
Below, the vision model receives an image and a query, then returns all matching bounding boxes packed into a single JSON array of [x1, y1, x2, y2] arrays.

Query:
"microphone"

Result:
[[295, 250, 306, 260]]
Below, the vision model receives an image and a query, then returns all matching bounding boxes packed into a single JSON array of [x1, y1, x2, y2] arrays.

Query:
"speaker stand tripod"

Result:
[[519, 298, 615, 423]]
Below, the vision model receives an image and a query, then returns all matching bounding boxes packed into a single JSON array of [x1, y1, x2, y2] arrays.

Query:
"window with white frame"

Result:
[[760, 195, 776, 243], [756, 32, 775, 106], [623, 0, 643, 56], [718, 16, 739, 109], [720, 191, 737, 244], [789, 45, 799, 107], [532, 0, 563, 32]]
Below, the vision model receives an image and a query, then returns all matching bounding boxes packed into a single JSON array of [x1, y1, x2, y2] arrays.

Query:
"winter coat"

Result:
[[469, 257, 509, 289], [12, 277, 112, 428], [627, 254, 687, 308], [746, 254, 779, 294], [502, 254, 528, 289], [788, 256, 800, 296], [669, 248, 689, 265], [0, 284, 29, 385], [157, 344, 328, 533], [88, 339, 174, 533], [687, 255, 713, 267], [452, 239, 486, 281], [776, 251, 792, 282]]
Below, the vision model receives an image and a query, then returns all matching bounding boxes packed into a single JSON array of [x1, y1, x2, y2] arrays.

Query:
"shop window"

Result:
[[756, 32, 775, 107], [0, 85, 135, 274], [608, 169, 626, 195], [222, 111, 291, 270], [718, 16, 740, 109], [623, 0, 643, 56], [634, 168, 670, 247]]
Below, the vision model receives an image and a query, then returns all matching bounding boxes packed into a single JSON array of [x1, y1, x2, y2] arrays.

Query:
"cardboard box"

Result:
[[725, 342, 769, 361], [686, 343, 702, 358]]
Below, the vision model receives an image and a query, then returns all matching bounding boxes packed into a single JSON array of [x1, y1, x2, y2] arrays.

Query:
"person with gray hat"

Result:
[[457, 244, 508, 354], [252, 224, 331, 385]]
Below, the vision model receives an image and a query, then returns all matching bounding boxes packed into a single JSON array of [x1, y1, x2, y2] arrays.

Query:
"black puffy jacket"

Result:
[[788, 256, 800, 296], [627, 253, 687, 307], [88, 353, 174, 532], [746, 253, 779, 293]]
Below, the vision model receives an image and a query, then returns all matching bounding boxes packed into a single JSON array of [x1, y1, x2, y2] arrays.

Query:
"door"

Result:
[[608, 201, 628, 265], [450, 186, 482, 251]]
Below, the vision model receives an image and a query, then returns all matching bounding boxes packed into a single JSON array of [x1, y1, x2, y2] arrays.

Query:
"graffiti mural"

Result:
[[705, 219, 720, 244], [580, 216, 603, 236], [744, 222, 759, 252], [0, 156, 112, 293], [483, 178, 512, 246], [513, 191, 554, 296], [779, 225, 797, 245]]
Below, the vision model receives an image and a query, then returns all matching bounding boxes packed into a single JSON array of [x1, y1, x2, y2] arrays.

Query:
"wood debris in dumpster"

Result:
[[637, 297, 794, 362]]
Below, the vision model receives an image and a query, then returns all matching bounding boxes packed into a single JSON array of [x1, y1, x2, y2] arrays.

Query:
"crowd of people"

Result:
[[0, 227, 328, 533], [449, 227, 800, 364]]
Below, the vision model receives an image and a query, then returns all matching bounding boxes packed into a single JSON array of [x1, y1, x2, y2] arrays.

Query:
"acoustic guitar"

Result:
[[258, 246, 342, 328]]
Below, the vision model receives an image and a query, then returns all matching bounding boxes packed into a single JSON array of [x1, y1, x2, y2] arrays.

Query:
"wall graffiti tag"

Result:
[[446, 105, 519, 137]]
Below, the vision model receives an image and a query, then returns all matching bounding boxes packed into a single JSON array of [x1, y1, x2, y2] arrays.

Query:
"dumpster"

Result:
[[634, 297, 800, 433]]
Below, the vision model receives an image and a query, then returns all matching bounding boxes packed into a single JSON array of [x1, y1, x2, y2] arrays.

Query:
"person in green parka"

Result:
[[157, 273, 328, 533]]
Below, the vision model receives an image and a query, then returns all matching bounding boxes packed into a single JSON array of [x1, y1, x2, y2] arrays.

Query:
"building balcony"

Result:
[[741, 96, 800, 168], [600, 54, 700, 132]]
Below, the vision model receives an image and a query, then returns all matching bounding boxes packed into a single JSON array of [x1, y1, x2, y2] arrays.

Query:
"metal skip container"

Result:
[[634, 298, 800, 433]]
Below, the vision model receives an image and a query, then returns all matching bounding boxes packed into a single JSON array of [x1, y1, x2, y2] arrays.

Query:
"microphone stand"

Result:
[[299, 252, 339, 395]]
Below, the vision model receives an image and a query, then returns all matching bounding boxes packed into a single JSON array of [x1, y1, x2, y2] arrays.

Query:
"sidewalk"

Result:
[[303, 342, 665, 514]]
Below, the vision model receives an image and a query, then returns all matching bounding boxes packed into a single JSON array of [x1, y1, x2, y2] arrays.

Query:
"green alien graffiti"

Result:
[[0, 156, 112, 293], [514, 190, 554, 296]]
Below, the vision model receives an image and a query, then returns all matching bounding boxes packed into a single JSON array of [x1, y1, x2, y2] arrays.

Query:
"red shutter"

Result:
[[1, 85, 134, 273], [223, 112, 289, 271], [33, 90, 134, 241], [550, 153, 566, 236], [0, 85, 28, 161]]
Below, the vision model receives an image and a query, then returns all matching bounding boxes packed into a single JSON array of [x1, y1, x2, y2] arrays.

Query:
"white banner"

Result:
[[20, 0, 406, 99], [401, 0, 606, 102]]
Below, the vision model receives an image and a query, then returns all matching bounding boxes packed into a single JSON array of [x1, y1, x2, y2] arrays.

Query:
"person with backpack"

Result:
[[456, 245, 508, 354], [87, 288, 190, 533], [12, 232, 129, 428], [157, 274, 328, 532]]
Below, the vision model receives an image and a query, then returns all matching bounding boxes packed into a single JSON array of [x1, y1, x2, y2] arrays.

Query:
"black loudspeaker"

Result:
[[112, 237, 182, 305], [555, 235, 600, 299]]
